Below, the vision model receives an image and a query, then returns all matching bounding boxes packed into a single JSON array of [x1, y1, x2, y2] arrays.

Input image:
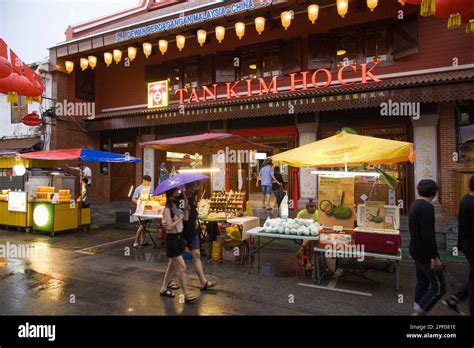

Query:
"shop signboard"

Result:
[[318, 176, 355, 229], [7, 191, 27, 213], [148, 80, 169, 109]]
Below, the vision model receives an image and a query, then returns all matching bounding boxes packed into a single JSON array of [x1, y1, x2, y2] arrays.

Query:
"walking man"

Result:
[[443, 175, 474, 315], [409, 179, 446, 315]]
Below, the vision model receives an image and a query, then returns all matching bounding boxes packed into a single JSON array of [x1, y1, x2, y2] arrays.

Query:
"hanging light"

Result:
[[80, 58, 88, 71], [467, 19, 474, 34], [420, 0, 435, 17], [398, 0, 406, 5], [159, 39, 168, 55], [176, 35, 186, 51], [215, 26, 226, 43], [197, 29, 207, 46], [143, 42, 152, 58], [255, 17, 265, 34], [281, 11, 292, 30], [65, 61, 74, 74], [128, 47, 137, 61], [308, 4, 320, 24], [113, 49, 122, 64], [235, 22, 245, 40], [448, 13, 462, 29], [367, 0, 378, 11], [337, 0, 349, 18], [88, 55, 97, 69], [104, 52, 113, 66]]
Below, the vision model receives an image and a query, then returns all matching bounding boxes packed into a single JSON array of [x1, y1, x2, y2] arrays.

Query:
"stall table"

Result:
[[32, 202, 81, 236], [0, 201, 34, 230], [313, 246, 402, 292], [246, 227, 319, 276], [132, 213, 162, 247], [198, 216, 228, 259]]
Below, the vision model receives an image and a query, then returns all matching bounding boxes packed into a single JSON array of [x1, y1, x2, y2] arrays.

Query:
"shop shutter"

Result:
[[198, 54, 213, 86], [281, 38, 301, 74], [392, 16, 419, 59], [215, 51, 236, 83], [308, 33, 331, 70]]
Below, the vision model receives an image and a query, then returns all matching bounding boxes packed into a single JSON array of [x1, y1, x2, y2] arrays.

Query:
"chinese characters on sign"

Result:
[[414, 125, 438, 199], [148, 80, 169, 109]]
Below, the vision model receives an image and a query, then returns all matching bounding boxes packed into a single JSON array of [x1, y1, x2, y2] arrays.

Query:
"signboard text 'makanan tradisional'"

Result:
[[173, 62, 383, 105]]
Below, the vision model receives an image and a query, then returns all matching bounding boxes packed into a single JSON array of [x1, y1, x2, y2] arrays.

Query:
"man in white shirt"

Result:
[[67, 163, 92, 186]]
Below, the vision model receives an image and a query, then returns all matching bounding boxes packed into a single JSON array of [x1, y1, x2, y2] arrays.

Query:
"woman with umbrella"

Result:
[[157, 174, 208, 303]]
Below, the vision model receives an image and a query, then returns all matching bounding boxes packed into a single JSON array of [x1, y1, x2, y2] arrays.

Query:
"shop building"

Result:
[[48, 0, 474, 217]]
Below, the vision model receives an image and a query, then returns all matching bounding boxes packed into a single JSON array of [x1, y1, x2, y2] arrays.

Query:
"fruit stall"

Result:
[[245, 131, 415, 291]]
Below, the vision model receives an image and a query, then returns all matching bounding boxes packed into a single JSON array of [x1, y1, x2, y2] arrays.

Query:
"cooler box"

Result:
[[354, 204, 400, 255]]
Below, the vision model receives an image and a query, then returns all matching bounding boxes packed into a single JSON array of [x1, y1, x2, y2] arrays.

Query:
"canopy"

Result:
[[139, 132, 272, 154], [20, 148, 141, 163], [271, 131, 416, 168]]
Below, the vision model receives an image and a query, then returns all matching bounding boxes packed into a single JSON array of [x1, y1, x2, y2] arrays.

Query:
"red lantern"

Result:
[[0, 57, 12, 79], [0, 72, 20, 94], [21, 111, 42, 127], [15, 74, 33, 96]]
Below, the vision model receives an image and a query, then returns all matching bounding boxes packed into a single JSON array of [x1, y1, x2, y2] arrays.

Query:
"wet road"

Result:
[[0, 225, 470, 316]]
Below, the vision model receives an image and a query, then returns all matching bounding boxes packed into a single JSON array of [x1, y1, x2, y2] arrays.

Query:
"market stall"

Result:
[[0, 156, 59, 230], [246, 131, 416, 290], [19, 147, 141, 236]]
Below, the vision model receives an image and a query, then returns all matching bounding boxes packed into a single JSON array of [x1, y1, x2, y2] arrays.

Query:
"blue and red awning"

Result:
[[20, 147, 141, 163]]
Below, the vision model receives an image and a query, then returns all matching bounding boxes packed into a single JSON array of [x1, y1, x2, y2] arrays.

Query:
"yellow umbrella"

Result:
[[271, 131, 416, 168]]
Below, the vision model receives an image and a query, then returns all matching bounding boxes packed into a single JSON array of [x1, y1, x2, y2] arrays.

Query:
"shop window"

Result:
[[280, 38, 300, 75], [167, 65, 181, 92], [457, 103, 474, 163], [11, 96, 28, 124], [365, 28, 388, 63], [335, 32, 358, 68], [239, 48, 258, 80], [215, 52, 236, 83], [308, 34, 331, 70], [184, 61, 199, 89], [263, 44, 281, 78], [75, 68, 95, 102]]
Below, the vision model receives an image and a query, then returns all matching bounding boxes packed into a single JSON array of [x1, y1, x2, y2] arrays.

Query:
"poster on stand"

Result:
[[318, 176, 355, 229], [8, 191, 27, 212]]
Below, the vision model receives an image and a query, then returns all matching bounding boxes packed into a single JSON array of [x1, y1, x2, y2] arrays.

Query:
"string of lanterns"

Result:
[[64, 0, 472, 73]]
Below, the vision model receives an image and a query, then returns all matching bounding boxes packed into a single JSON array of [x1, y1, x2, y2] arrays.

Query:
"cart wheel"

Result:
[[49, 232, 55, 238], [385, 262, 396, 273], [25, 228, 31, 233]]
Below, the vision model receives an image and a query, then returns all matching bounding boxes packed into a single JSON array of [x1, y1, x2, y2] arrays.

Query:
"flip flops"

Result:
[[160, 289, 175, 298], [200, 280, 217, 290], [167, 281, 180, 290]]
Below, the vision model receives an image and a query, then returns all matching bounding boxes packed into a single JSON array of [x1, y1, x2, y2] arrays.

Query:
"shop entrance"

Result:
[[110, 139, 136, 201], [229, 126, 298, 211]]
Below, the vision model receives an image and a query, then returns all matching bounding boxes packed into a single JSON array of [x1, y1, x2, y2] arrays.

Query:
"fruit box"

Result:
[[318, 228, 354, 248], [221, 242, 246, 262], [353, 204, 400, 255]]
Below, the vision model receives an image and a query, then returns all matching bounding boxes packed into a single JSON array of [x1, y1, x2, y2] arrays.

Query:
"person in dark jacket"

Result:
[[409, 179, 446, 315], [272, 166, 286, 208], [443, 175, 474, 315]]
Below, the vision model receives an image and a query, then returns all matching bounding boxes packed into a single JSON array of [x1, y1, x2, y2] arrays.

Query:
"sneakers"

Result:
[[442, 298, 462, 314]]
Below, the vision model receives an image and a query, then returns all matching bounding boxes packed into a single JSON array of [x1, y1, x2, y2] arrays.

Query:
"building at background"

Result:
[[47, 0, 473, 226], [0, 58, 53, 155]]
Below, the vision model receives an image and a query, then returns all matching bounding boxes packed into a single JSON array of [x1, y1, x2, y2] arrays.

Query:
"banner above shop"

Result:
[[118, 0, 263, 42]]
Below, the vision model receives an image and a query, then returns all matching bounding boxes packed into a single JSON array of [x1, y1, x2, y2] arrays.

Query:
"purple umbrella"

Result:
[[154, 173, 209, 196]]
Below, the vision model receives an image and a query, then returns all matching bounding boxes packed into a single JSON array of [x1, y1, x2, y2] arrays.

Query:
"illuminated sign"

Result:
[[118, 0, 259, 42], [174, 62, 383, 105], [148, 80, 169, 108]]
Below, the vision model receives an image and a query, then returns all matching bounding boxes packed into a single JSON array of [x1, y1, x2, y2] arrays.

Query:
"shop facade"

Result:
[[48, 0, 474, 217]]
